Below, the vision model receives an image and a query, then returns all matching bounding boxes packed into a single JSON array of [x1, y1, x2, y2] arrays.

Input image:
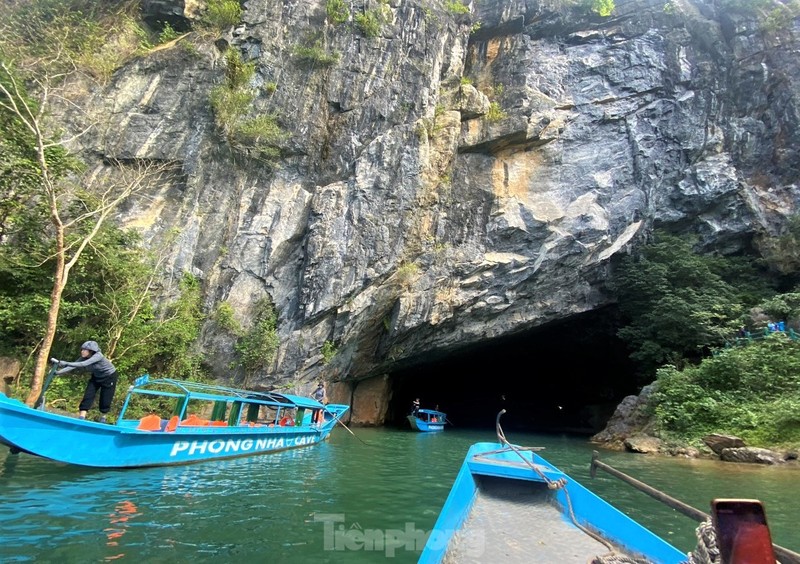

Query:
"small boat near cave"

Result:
[[0, 376, 349, 468], [407, 408, 447, 432], [418, 411, 687, 564]]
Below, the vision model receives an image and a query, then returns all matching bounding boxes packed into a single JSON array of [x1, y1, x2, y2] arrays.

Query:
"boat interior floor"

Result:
[[444, 476, 641, 564]]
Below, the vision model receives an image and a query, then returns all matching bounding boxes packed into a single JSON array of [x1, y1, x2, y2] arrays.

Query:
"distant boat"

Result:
[[407, 408, 447, 432], [0, 376, 349, 468], [418, 411, 687, 564]]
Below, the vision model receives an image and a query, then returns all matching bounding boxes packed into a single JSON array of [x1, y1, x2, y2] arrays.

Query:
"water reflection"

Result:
[[104, 498, 139, 560], [1, 428, 798, 562]]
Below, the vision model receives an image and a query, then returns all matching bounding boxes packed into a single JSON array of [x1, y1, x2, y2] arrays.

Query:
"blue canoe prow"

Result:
[[407, 409, 447, 432], [419, 442, 687, 564], [0, 384, 349, 468]]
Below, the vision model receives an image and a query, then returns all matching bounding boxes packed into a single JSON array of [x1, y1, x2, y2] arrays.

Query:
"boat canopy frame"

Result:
[[117, 377, 327, 422]]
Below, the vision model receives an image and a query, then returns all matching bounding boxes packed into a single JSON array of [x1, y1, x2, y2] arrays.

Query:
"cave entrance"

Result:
[[387, 307, 641, 435]]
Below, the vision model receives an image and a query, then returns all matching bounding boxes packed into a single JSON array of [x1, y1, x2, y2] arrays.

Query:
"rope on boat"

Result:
[[493, 410, 616, 554], [494, 410, 566, 489], [491, 411, 797, 564], [591, 452, 800, 564], [594, 519, 720, 564], [685, 520, 719, 564]]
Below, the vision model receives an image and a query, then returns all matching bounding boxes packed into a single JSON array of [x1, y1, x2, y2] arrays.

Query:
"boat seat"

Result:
[[137, 414, 162, 431], [210, 420, 227, 427], [164, 416, 179, 432], [181, 414, 209, 426]]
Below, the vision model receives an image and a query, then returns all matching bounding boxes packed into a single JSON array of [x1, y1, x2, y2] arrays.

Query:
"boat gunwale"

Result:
[[418, 441, 687, 564]]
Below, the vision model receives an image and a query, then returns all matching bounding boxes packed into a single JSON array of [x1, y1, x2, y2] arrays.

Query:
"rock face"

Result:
[[58, 0, 800, 419], [703, 433, 746, 455], [591, 384, 656, 446], [720, 447, 784, 465]]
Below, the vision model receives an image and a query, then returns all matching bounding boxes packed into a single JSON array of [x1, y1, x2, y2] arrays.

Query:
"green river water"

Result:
[[1, 427, 798, 563]]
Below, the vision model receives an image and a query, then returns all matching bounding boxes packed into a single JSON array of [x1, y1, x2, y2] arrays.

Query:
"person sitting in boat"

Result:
[[312, 381, 327, 424], [51, 340, 118, 424], [279, 410, 295, 426], [411, 398, 420, 416]]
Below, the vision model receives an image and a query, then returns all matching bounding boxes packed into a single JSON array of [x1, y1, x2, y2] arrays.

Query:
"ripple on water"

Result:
[[1, 428, 799, 562]]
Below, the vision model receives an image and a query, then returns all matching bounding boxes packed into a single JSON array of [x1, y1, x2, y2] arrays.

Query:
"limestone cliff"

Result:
[[57, 0, 799, 423]]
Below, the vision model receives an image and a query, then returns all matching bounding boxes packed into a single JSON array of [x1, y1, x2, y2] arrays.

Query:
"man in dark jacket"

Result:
[[52, 340, 118, 423]]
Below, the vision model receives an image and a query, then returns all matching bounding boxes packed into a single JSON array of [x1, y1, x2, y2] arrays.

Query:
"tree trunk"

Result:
[[24, 222, 66, 406]]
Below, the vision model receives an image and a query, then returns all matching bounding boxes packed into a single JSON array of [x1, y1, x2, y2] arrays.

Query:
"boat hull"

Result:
[[0, 392, 346, 468], [419, 442, 687, 564], [407, 415, 444, 432]]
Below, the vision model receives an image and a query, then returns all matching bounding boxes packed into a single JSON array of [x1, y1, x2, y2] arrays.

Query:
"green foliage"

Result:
[[445, 1, 470, 15], [0, 9, 208, 409], [209, 48, 287, 162], [569, 0, 615, 17], [396, 262, 420, 287], [0, 66, 82, 357], [355, 9, 384, 38], [2, 223, 207, 411], [213, 301, 241, 334], [756, 293, 800, 323], [234, 297, 280, 376], [612, 231, 760, 376], [486, 101, 507, 122], [651, 334, 800, 446], [158, 22, 180, 44], [591, 0, 615, 17], [761, 213, 800, 274], [202, 0, 243, 31], [761, 3, 800, 32], [0, 69, 81, 250], [322, 340, 337, 365], [233, 115, 287, 160], [148, 273, 205, 378], [221, 47, 256, 90], [717, 0, 800, 31], [326, 0, 350, 25], [460, 76, 472, 86], [0, 1, 146, 83], [210, 85, 254, 132], [293, 44, 340, 67]]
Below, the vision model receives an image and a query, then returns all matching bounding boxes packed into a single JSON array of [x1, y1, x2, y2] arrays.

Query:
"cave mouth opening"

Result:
[[386, 306, 642, 435]]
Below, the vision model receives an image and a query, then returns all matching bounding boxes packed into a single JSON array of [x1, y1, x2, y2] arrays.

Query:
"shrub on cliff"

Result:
[[651, 333, 800, 447]]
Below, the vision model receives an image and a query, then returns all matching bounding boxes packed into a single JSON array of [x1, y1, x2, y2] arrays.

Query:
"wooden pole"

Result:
[[590, 451, 800, 563]]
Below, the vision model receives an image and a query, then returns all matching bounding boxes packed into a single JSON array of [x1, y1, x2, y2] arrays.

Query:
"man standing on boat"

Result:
[[411, 398, 420, 416], [51, 341, 118, 423], [312, 381, 327, 424]]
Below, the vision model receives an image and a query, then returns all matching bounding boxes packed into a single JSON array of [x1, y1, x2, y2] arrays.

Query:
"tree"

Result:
[[611, 232, 753, 376], [0, 57, 173, 406], [0, 2, 210, 407]]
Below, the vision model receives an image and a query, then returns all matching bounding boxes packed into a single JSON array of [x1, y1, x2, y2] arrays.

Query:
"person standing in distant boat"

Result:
[[51, 341, 118, 423], [411, 398, 420, 416], [312, 381, 327, 424]]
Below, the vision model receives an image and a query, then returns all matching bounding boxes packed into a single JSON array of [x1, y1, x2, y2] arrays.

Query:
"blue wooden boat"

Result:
[[0, 376, 349, 468], [407, 409, 447, 432], [419, 413, 687, 564]]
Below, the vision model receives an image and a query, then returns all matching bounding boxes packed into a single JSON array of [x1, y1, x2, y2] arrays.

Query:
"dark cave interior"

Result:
[[386, 306, 642, 435]]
